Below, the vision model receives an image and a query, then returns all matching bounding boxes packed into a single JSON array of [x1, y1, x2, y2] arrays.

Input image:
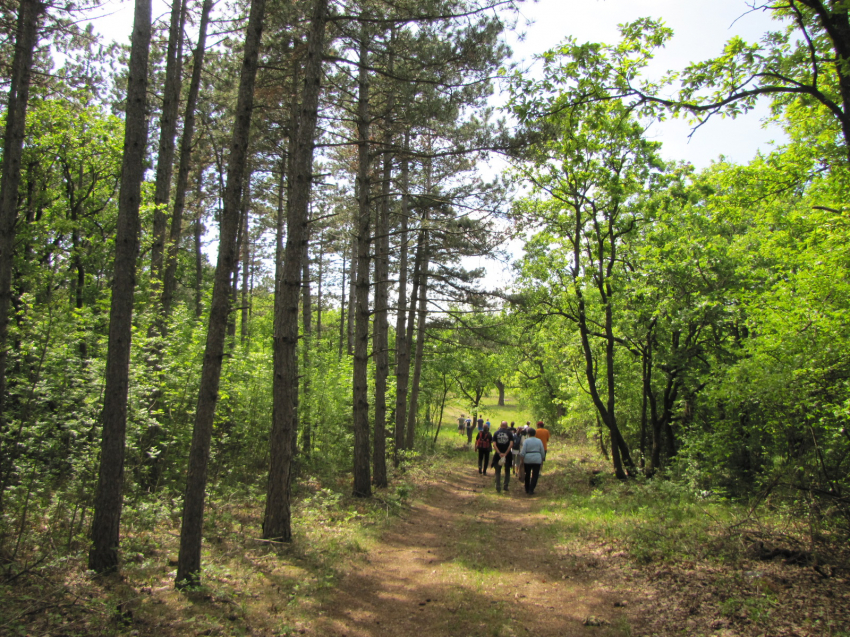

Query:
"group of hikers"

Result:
[[457, 416, 550, 496]]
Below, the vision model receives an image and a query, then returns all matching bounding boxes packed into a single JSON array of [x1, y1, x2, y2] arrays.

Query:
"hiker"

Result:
[[510, 422, 522, 475], [535, 420, 551, 451], [520, 427, 546, 495], [475, 423, 493, 474], [491, 421, 514, 493], [458, 414, 466, 434], [477, 416, 484, 433], [465, 418, 474, 444]]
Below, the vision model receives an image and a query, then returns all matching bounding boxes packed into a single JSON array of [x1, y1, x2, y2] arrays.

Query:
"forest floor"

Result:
[[2, 431, 850, 636]]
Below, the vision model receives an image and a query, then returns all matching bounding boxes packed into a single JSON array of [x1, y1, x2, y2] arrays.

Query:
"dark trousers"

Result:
[[493, 454, 512, 491], [477, 449, 491, 473], [524, 463, 541, 494]]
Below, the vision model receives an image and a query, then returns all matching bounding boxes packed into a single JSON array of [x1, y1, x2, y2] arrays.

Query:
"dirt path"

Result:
[[311, 453, 636, 637]]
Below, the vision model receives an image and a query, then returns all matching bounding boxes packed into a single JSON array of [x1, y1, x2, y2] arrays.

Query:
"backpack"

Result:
[[475, 431, 491, 450]]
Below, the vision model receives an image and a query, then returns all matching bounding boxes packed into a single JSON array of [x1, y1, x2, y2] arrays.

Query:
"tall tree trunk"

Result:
[[161, 0, 214, 318], [352, 29, 372, 498], [0, 0, 45, 470], [150, 0, 186, 281], [392, 135, 411, 461], [240, 174, 252, 345], [338, 246, 346, 360], [88, 0, 151, 573], [372, 144, 391, 488], [398, 226, 422, 452], [176, 0, 267, 586], [346, 233, 356, 355], [372, 46, 394, 486], [301, 228, 312, 457], [262, 0, 328, 541], [193, 187, 204, 318], [405, 226, 429, 450]]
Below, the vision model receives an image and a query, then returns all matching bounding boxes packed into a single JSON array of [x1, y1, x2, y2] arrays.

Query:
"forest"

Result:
[[0, 0, 849, 635]]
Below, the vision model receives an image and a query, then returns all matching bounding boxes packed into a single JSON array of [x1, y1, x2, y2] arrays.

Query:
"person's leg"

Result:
[[483, 451, 490, 474], [504, 456, 511, 491], [477, 449, 484, 473], [524, 465, 531, 493], [529, 464, 541, 494], [494, 462, 502, 492]]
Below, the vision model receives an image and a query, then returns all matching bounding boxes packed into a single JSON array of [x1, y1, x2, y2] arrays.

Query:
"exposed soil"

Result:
[[312, 454, 635, 637]]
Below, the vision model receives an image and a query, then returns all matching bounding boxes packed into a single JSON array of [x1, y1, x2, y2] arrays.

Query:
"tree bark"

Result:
[[150, 0, 186, 281], [392, 135, 411, 461], [352, 29, 372, 498], [88, 0, 151, 573], [398, 226, 422, 452], [495, 379, 505, 406], [372, 142, 391, 488], [0, 0, 45, 462], [176, 0, 267, 585], [405, 226, 429, 450], [161, 0, 214, 318], [301, 227, 312, 457], [240, 174, 252, 345], [262, 0, 328, 541]]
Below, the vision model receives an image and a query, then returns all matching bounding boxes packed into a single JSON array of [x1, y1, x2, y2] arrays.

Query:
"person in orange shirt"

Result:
[[535, 420, 550, 450]]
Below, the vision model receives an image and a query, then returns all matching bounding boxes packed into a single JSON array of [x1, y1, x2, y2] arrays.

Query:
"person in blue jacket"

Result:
[[520, 427, 546, 495]]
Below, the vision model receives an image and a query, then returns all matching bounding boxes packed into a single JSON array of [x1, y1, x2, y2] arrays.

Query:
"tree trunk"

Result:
[[405, 226, 429, 450], [88, 0, 151, 573], [262, 0, 328, 541], [495, 379, 505, 406], [392, 135, 411, 461], [301, 228, 312, 457], [161, 0, 213, 318], [398, 227, 422, 452], [347, 233, 356, 355], [150, 0, 186, 281], [0, 0, 45, 467], [338, 246, 346, 360], [372, 142, 391, 488], [176, 0, 267, 585], [352, 29, 372, 498], [240, 174, 251, 345]]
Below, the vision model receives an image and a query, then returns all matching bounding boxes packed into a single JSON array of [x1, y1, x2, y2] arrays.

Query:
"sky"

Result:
[[505, 0, 786, 168]]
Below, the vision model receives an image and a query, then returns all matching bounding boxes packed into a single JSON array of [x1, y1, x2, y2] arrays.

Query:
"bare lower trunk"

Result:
[[495, 379, 505, 406], [372, 145, 391, 488], [150, 0, 186, 281], [352, 29, 372, 498], [176, 0, 267, 586], [392, 137, 411, 461], [0, 0, 45, 485], [88, 0, 151, 573], [301, 232, 312, 457], [240, 175, 251, 345], [398, 228, 422, 452], [161, 0, 213, 318], [262, 0, 328, 541], [338, 247, 346, 360], [405, 228, 429, 450]]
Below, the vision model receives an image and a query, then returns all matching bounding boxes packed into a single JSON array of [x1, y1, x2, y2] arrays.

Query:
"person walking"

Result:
[[535, 420, 550, 450], [491, 421, 514, 493], [458, 414, 466, 434], [475, 423, 493, 474], [520, 427, 546, 495], [511, 422, 523, 476]]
